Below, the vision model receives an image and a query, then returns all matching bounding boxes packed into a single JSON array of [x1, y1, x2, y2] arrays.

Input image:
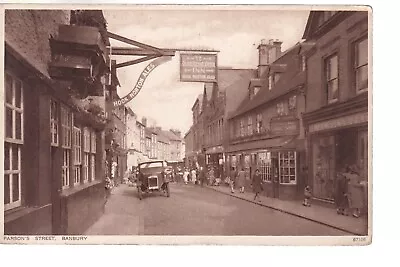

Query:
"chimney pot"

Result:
[[261, 39, 267, 45], [269, 39, 274, 45]]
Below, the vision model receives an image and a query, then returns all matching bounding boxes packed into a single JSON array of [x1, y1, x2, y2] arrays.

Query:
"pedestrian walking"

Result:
[[335, 170, 349, 215], [183, 168, 189, 185], [251, 169, 263, 202], [230, 167, 237, 193], [237, 167, 246, 193], [199, 166, 206, 187], [191, 169, 197, 185], [345, 165, 364, 218]]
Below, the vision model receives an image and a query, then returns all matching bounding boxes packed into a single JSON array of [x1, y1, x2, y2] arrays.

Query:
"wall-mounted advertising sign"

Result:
[[180, 53, 217, 82]]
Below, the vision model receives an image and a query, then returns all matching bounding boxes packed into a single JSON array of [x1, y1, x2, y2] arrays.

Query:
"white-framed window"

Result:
[[258, 152, 272, 182], [91, 130, 96, 153], [50, 99, 59, 146], [247, 116, 253, 136], [256, 114, 263, 133], [301, 55, 307, 72], [61, 106, 73, 148], [274, 73, 281, 84], [325, 54, 339, 103], [62, 149, 70, 189], [268, 75, 273, 90], [240, 119, 245, 137], [61, 106, 72, 189], [279, 151, 297, 184], [73, 126, 82, 185], [83, 153, 89, 183], [289, 95, 297, 110], [355, 37, 368, 92], [90, 154, 96, 181], [4, 72, 24, 210]]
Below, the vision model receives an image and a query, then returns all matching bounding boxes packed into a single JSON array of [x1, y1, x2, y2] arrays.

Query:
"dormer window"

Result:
[[274, 73, 281, 84], [268, 75, 273, 90], [254, 86, 261, 95], [301, 55, 307, 71]]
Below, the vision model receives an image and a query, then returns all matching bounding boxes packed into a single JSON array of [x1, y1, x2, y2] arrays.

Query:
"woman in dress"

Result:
[[252, 169, 263, 202]]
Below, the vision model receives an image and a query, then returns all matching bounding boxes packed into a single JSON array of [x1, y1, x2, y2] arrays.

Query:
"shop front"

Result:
[[303, 95, 368, 205], [205, 146, 224, 178], [226, 136, 305, 200], [307, 112, 368, 202]]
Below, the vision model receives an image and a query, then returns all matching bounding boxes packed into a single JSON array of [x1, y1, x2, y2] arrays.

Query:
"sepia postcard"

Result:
[[0, 4, 372, 245]]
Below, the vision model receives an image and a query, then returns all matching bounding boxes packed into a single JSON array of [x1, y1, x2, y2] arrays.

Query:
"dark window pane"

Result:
[[15, 112, 22, 140], [357, 38, 368, 66], [15, 79, 22, 108], [4, 175, 10, 204], [5, 74, 13, 105], [4, 143, 10, 171], [356, 65, 368, 90], [6, 108, 13, 138], [13, 174, 20, 202], [12, 145, 19, 170]]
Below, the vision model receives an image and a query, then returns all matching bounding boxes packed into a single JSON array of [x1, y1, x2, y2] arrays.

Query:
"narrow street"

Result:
[[86, 183, 349, 236]]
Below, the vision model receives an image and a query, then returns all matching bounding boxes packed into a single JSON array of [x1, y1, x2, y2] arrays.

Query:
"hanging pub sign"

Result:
[[180, 53, 217, 82], [112, 56, 173, 108]]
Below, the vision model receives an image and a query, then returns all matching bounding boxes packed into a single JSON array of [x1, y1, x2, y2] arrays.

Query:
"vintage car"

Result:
[[136, 160, 171, 200]]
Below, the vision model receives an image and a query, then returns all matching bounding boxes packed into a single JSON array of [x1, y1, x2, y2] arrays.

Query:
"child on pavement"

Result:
[[303, 186, 312, 207]]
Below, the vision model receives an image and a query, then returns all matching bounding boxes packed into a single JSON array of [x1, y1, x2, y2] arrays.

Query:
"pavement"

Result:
[[85, 183, 357, 236], [205, 184, 369, 236]]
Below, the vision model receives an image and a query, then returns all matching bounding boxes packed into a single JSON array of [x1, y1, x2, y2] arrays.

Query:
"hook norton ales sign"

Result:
[[180, 53, 217, 82], [112, 56, 173, 108]]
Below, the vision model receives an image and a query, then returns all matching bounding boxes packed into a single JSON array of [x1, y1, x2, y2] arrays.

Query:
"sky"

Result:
[[103, 7, 309, 134]]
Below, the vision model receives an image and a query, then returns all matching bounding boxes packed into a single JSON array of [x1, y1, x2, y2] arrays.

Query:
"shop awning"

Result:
[[226, 135, 297, 153], [205, 146, 224, 154]]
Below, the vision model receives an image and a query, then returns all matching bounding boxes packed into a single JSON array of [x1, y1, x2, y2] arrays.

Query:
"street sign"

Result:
[[180, 53, 217, 82]]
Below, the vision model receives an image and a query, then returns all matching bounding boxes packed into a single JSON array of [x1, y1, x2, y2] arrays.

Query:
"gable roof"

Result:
[[217, 68, 257, 92], [228, 44, 305, 120]]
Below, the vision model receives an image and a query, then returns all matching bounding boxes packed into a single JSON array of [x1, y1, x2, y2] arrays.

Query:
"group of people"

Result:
[[302, 164, 367, 218], [334, 165, 367, 218], [229, 167, 264, 202], [182, 166, 221, 186]]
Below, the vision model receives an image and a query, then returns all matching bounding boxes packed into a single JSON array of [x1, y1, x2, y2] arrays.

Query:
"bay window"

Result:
[[325, 54, 339, 103], [355, 37, 368, 92], [4, 72, 23, 210]]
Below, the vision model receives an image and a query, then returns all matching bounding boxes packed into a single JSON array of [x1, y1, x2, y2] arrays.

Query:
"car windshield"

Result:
[[139, 162, 165, 173]]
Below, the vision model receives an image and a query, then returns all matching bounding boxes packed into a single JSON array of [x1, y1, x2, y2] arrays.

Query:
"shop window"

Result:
[[50, 99, 59, 146], [258, 152, 272, 182], [312, 135, 335, 200], [325, 54, 339, 103], [4, 72, 24, 211], [279, 151, 297, 184], [355, 37, 368, 92]]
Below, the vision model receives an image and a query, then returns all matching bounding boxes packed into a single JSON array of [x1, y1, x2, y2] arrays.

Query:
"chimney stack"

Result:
[[142, 117, 147, 127], [273, 39, 283, 60]]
